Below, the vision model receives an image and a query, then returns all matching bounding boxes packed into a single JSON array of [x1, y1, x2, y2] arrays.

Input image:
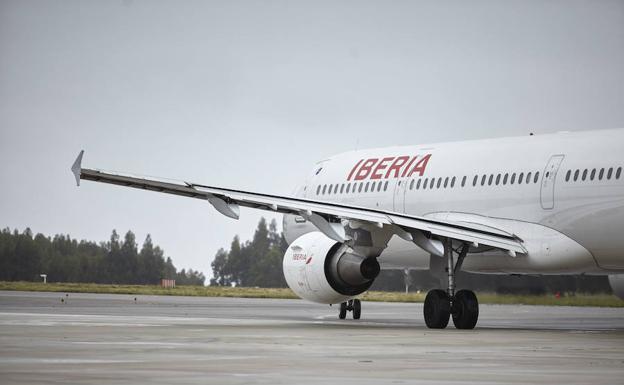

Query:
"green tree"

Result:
[[210, 248, 231, 286]]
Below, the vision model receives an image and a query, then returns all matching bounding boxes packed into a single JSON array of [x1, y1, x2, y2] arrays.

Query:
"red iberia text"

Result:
[[347, 154, 432, 181]]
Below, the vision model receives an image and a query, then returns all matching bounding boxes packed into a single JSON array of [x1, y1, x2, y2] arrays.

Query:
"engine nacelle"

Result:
[[608, 275, 624, 300], [283, 231, 380, 304]]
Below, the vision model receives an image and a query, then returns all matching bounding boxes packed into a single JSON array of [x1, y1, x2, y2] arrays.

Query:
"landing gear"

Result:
[[338, 299, 361, 320], [424, 239, 479, 329]]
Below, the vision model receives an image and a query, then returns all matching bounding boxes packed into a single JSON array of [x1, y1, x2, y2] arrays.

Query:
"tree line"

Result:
[[0, 227, 204, 285], [1, 219, 611, 293], [210, 218, 288, 287], [211, 218, 611, 294]]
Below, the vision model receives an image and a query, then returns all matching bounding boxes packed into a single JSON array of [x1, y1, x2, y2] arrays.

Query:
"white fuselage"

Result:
[[284, 128, 624, 275]]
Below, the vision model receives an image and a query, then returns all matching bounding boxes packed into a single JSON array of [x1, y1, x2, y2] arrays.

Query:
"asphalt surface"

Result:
[[0, 291, 623, 385]]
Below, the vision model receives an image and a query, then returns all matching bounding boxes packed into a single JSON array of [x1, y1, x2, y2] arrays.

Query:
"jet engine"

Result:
[[608, 275, 624, 300], [283, 231, 380, 304]]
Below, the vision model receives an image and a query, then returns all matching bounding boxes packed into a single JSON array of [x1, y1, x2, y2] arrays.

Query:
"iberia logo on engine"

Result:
[[290, 245, 312, 264]]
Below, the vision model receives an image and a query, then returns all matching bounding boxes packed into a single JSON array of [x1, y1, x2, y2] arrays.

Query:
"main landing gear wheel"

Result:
[[352, 299, 361, 319], [423, 239, 480, 329], [339, 302, 347, 319], [452, 289, 479, 330], [423, 289, 450, 328], [338, 299, 362, 320]]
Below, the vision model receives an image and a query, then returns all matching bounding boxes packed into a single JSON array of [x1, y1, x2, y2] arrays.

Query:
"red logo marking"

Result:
[[347, 154, 432, 181]]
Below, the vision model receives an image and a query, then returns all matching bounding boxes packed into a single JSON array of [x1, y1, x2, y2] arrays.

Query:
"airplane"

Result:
[[71, 128, 624, 329]]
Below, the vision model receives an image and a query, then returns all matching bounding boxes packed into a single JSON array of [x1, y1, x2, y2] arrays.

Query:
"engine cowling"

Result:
[[283, 231, 380, 304], [608, 275, 624, 300]]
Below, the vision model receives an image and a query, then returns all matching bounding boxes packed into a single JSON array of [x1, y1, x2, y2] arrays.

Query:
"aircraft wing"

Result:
[[71, 151, 527, 256]]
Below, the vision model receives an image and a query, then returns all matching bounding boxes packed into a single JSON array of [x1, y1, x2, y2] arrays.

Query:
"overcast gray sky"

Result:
[[1, 0, 623, 278]]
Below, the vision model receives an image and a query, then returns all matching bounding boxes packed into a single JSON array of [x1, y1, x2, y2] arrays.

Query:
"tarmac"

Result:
[[0, 290, 623, 385]]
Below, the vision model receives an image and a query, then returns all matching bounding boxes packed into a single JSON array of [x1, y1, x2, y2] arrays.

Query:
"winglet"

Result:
[[71, 150, 84, 186]]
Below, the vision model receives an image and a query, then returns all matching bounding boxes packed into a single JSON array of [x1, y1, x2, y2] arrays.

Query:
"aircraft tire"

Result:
[[339, 302, 347, 319], [353, 299, 361, 319], [424, 289, 450, 329], [452, 290, 479, 329]]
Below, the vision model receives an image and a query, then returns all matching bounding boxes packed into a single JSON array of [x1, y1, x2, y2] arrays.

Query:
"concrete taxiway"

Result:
[[0, 291, 623, 384]]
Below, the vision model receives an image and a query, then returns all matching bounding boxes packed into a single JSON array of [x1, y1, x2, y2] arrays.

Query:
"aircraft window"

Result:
[[437, 178, 442, 188], [511, 173, 516, 184], [371, 181, 376, 192], [424, 178, 429, 189], [526, 172, 532, 184], [534, 172, 539, 183], [573, 169, 579, 181], [346, 183, 351, 193], [495, 174, 501, 185], [358, 183, 363, 193], [481, 175, 486, 186], [607, 167, 613, 179], [365, 182, 370, 192], [328, 185, 333, 194], [590, 169, 596, 181], [444, 177, 449, 188], [582, 169, 587, 181], [430, 178, 435, 189], [461, 176, 466, 187], [565, 170, 571, 182], [322, 185, 327, 194], [473, 175, 478, 186], [416, 179, 422, 190], [599, 168, 604, 180], [316, 185, 321, 195], [451, 176, 456, 188], [617, 167, 622, 179], [503, 173, 508, 185], [377, 182, 382, 192], [340, 184, 345, 194], [409, 180, 415, 190], [488, 174, 493, 186], [518, 173, 524, 184], [384, 181, 389, 191]]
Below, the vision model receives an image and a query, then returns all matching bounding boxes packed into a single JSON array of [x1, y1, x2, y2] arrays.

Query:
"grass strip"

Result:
[[0, 281, 621, 307]]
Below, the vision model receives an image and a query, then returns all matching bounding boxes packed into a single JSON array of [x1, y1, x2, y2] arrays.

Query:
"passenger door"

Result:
[[393, 178, 408, 213], [540, 154, 565, 210]]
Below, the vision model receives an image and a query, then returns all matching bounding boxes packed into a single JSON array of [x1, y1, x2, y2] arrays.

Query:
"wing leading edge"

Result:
[[71, 151, 527, 256]]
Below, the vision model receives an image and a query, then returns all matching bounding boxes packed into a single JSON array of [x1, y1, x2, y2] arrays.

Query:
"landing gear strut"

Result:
[[424, 239, 479, 329], [338, 299, 361, 320]]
